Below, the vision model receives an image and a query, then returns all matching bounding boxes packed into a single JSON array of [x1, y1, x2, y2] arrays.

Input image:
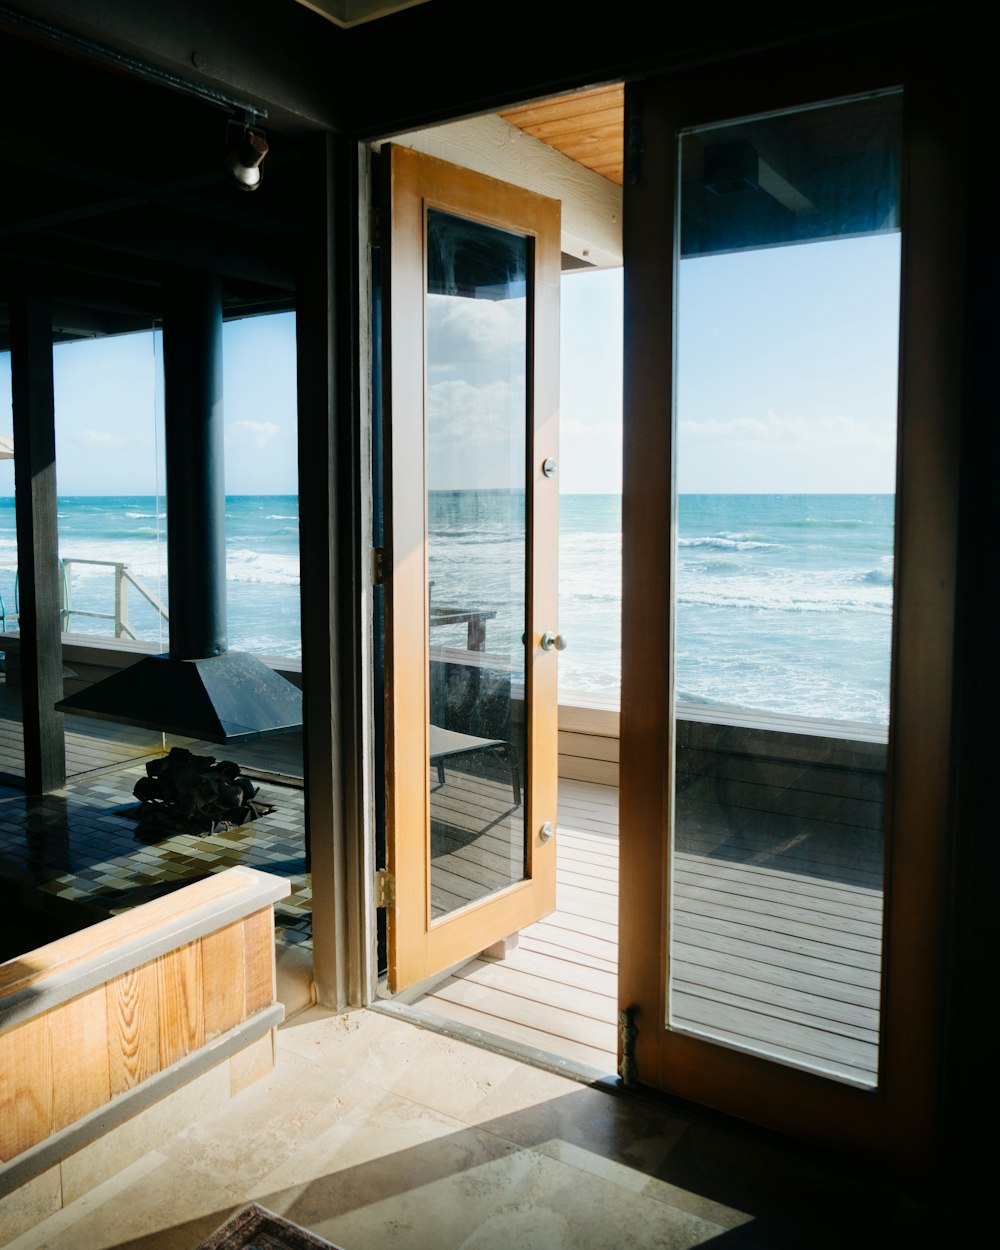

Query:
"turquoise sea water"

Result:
[[0, 495, 301, 659], [0, 492, 894, 725]]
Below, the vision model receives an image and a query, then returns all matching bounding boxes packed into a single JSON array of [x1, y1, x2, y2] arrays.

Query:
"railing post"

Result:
[[115, 563, 129, 639], [61, 559, 72, 632]]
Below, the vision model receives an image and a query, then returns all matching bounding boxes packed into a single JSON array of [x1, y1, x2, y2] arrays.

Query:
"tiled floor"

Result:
[[4, 1007, 942, 1250], [0, 761, 312, 950]]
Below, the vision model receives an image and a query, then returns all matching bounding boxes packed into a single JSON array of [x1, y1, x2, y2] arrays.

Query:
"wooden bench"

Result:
[[0, 867, 289, 1242]]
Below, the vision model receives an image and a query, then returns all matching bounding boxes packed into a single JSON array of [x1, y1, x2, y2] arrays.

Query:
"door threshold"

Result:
[[372, 996, 617, 1088]]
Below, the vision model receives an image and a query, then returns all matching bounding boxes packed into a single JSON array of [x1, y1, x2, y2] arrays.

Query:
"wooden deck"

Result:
[[415, 774, 883, 1085], [414, 777, 620, 1072]]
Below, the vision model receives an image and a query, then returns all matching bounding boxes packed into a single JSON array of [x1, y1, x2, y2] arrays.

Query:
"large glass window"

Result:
[[668, 93, 902, 1085]]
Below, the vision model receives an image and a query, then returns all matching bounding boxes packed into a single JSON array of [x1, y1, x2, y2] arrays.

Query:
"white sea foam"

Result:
[[226, 548, 300, 585], [679, 535, 785, 551]]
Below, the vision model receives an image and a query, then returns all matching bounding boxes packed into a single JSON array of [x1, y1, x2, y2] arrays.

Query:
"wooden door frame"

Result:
[[381, 145, 561, 991], [618, 24, 967, 1175]]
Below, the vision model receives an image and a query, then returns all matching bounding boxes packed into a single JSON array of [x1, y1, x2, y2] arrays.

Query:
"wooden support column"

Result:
[[10, 293, 66, 794], [296, 131, 362, 1007]]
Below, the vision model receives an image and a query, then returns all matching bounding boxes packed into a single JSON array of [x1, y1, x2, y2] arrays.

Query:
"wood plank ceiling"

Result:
[[500, 85, 625, 187]]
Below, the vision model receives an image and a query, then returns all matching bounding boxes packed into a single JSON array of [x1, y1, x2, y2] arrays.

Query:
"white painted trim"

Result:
[[386, 114, 623, 269]]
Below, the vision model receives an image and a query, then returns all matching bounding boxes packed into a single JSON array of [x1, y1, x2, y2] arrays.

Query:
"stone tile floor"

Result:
[[3, 1008, 951, 1250], [0, 762, 311, 950]]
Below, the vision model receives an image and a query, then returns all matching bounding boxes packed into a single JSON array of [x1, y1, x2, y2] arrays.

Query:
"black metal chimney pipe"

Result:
[[163, 272, 227, 660]]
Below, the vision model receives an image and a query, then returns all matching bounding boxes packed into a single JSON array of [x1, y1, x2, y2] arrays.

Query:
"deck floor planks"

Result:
[[415, 993, 615, 1071], [416, 777, 620, 1071], [417, 776, 884, 1083]]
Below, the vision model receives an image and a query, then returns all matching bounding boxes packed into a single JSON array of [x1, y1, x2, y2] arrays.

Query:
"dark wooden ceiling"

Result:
[[0, 28, 302, 350]]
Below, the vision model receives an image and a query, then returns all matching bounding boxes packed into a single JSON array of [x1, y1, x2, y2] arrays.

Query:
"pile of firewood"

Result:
[[133, 747, 266, 832]]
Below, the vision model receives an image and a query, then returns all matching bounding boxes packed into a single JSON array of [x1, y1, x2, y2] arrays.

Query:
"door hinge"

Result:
[[375, 869, 395, 909], [372, 546, 385, 585], [618, 1006, 638, 1087]]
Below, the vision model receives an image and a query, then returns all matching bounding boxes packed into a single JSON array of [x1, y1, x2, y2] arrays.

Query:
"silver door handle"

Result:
[[540, 632, 567, 652]]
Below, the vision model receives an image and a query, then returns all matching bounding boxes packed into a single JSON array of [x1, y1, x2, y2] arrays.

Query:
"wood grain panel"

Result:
[[107, 962, 160, 1095], [242, 909, 274, 1016], [501, 85, 624, 186], [201, 920, 246, 1040], [0, 1015, 52, 1161], [0, 869, 256, 999], [156, 942, 204, 1069], [48, 988, 111, 1132]]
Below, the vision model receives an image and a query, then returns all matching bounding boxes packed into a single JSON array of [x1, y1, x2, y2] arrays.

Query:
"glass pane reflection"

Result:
[[426, 210, 529, 920], [670, 94, 902, 1085]]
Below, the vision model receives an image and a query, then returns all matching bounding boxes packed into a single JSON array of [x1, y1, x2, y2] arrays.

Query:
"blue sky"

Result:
[[2, 232, 900, 497], [1, 312, 299, 497], [559, 232, 900, 494]]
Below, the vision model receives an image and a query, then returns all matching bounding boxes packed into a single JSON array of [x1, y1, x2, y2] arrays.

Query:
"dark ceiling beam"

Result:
[[342, 0, 942, 136], [42, 222, 296, 291], [0, 139, 298, 243], [0, 248, 163, 311], [0, 304, 153, 346], [7, 0, 346, 133]]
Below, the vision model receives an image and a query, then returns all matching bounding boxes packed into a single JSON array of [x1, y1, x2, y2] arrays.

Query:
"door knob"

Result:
[[540, 632, 567, 652]]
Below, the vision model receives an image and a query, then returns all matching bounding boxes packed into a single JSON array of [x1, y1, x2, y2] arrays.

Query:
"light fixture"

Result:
[[225, 119, 269, 191]]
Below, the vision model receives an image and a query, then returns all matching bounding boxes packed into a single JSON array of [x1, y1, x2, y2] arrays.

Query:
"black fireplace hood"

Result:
[[55, 271, 303, 746], [57, 651, 302, 744]]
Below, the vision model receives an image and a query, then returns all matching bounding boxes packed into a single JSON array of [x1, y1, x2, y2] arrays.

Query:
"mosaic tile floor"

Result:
[[0, 758, 312, 950]]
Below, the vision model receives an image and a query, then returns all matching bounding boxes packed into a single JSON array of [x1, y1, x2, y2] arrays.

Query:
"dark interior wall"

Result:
[[340, 0, 936, 136], [943, 53, 998, 1204]]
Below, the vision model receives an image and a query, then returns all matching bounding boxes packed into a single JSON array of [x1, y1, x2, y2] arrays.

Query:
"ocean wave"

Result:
[[125, 511, 166, 519], [226, 548, 300, 585], [780, 518, 874, 527], [266, 514, 298, 521], [676, 585, 892, 614], [679, 536, 784, 551], [859, 568, 893, 586], [70, 527, 164, 541]]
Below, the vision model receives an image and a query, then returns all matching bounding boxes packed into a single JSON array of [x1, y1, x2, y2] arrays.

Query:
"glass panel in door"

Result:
[[670, 93, 902, 1085], [425, 209, 528, 920]]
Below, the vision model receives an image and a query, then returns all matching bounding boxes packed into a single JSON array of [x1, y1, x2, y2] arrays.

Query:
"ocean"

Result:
[[0, 493, 894, 726]]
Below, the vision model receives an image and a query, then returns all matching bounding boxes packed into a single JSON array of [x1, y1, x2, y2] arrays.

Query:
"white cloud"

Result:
[[677, 408, 897, 492], [679, 409, 894, 451], [427, 294, 527, 369], [227, 420, 280, 448], [427, 378, 525, 444], [80, 429, 126, 448]]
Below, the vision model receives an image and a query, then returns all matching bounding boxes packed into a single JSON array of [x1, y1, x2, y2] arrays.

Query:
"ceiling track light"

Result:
[[225, 119, 269, 191], [0, 3, 267, 123]]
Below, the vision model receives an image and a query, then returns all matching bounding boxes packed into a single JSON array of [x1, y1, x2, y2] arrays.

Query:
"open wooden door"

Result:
[[382, 145, 561, 992]]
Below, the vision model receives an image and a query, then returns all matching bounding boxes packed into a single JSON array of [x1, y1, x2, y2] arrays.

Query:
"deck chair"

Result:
[[429, 723, 521, 806]]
